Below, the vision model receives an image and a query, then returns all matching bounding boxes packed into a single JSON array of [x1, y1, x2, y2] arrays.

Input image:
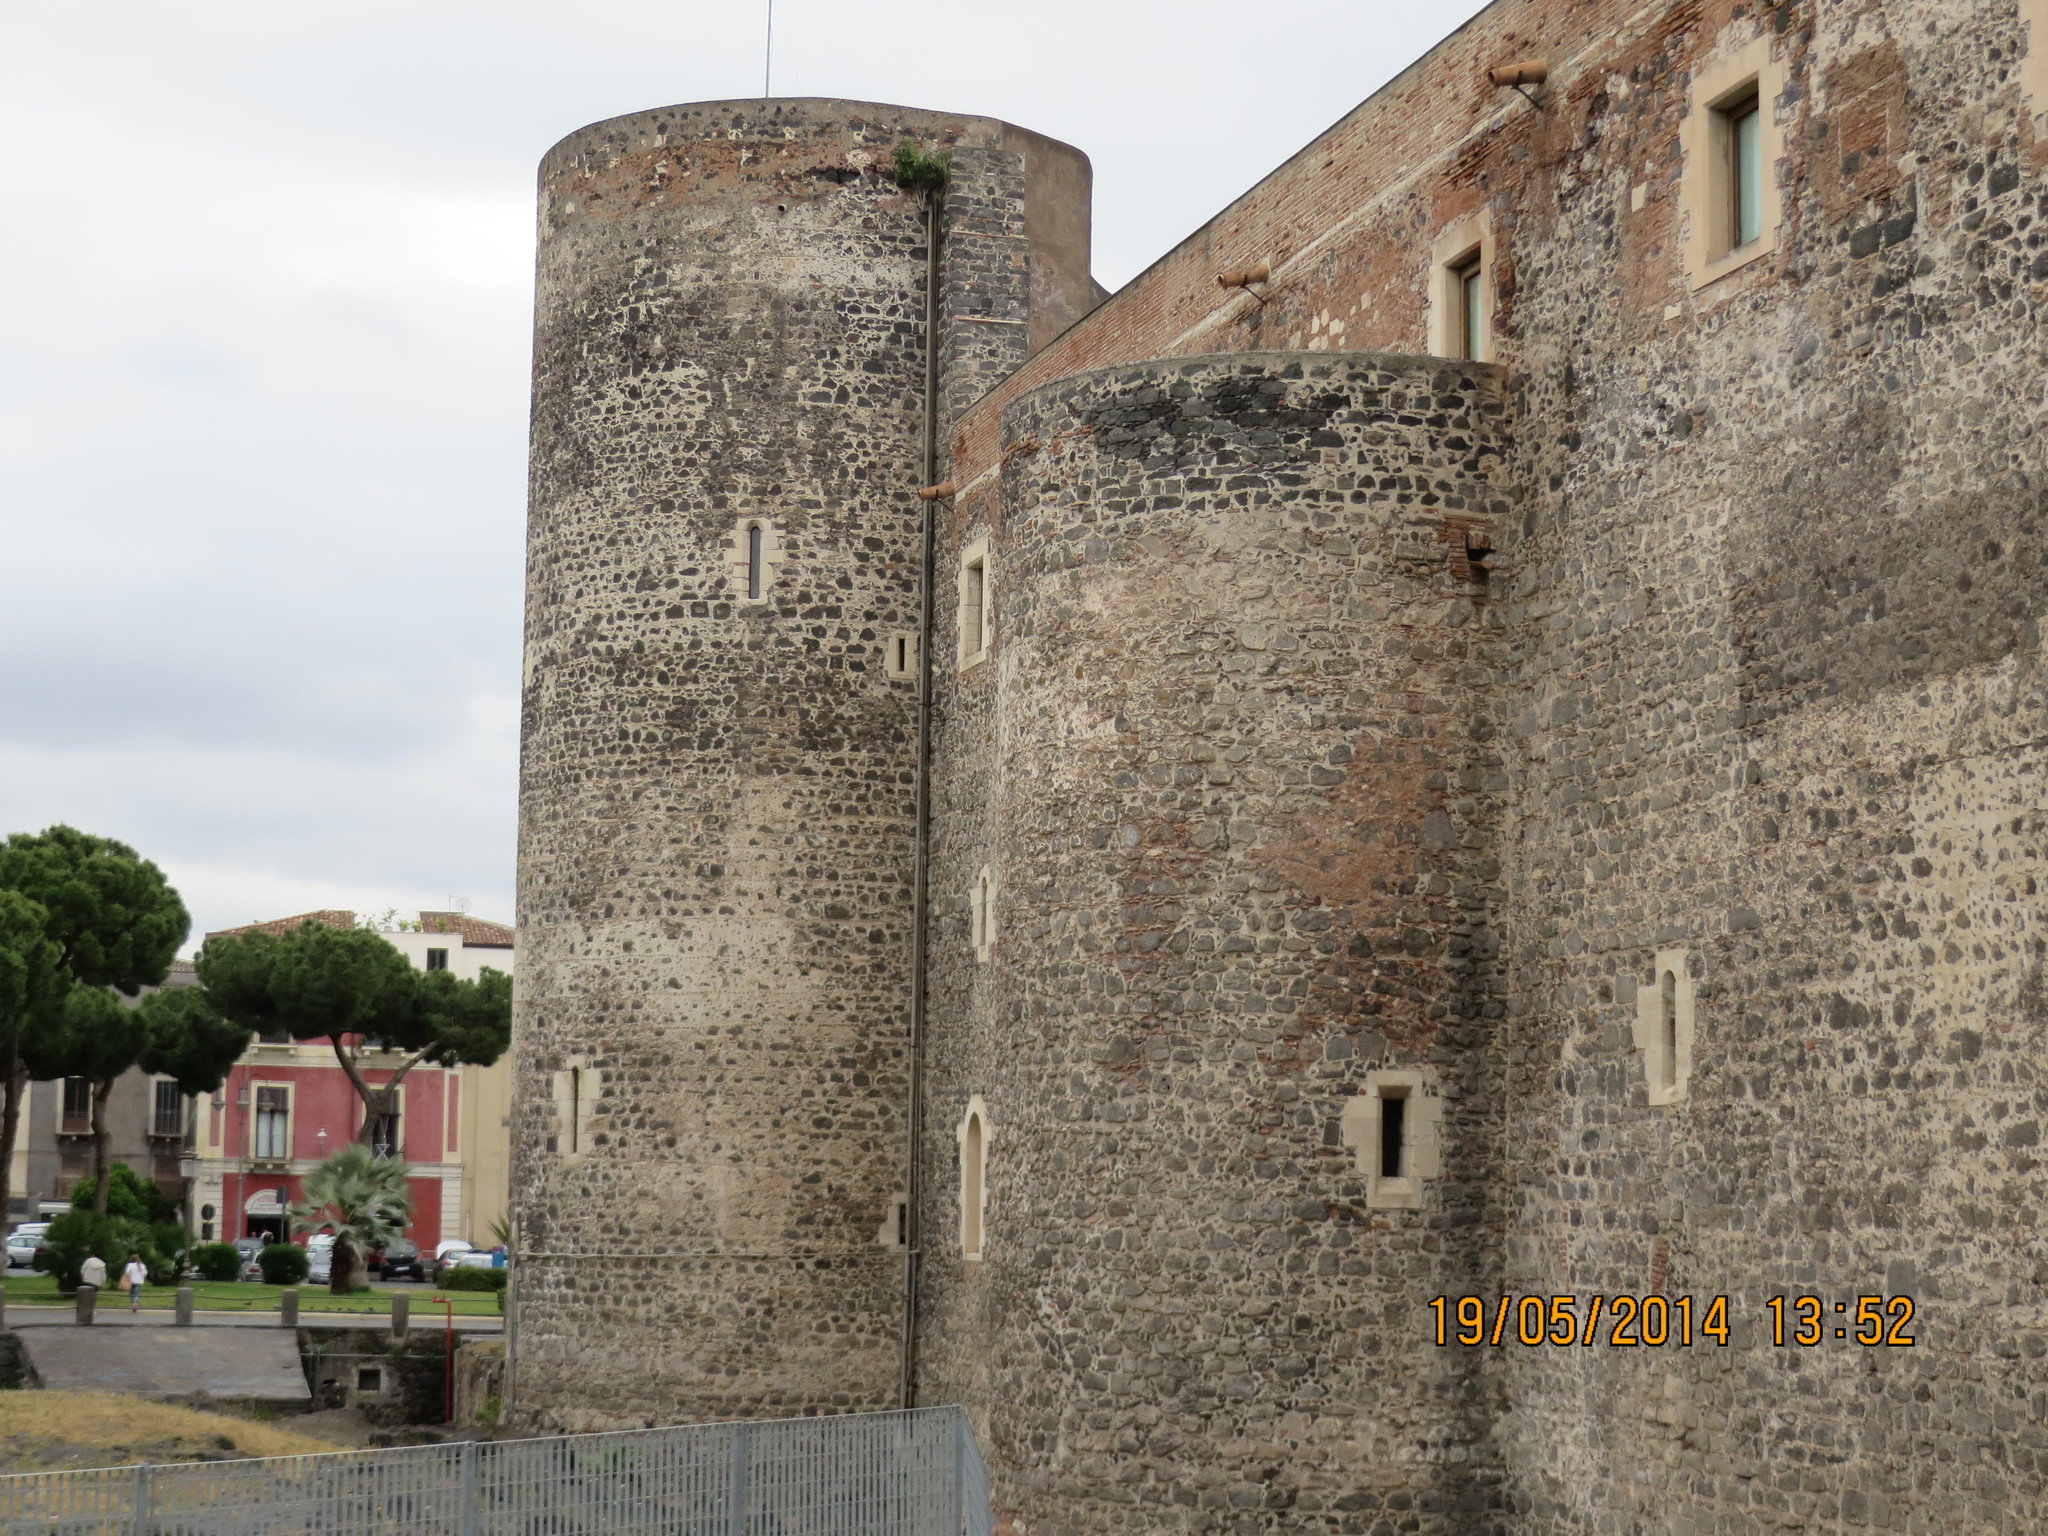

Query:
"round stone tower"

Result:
[[513, 98, 1092, 1430], [915, 352, 1514, 1529]]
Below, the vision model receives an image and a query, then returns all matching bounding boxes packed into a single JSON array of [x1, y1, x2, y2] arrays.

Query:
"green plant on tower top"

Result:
[[893, 141, 951, 194]]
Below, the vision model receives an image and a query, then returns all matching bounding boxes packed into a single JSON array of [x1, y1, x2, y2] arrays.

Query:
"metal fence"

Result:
[[0, 1404, 992, 1536]]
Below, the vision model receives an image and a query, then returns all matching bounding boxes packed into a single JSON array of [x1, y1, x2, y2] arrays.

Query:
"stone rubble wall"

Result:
[[916, 352, 1513, 1535], [513, 98, 1092, 1431]]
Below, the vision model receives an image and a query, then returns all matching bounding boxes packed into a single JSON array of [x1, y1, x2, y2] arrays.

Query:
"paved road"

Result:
[[8, 1310, 501, 1401], [14, 1319, 312, 1402]]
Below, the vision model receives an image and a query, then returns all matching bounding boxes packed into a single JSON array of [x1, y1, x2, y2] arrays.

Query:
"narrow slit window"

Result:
[[1727, 90, 1762, 249], [1658, 971, 1679, 1091], [972, 866, 995, 960], [567, 1066, 582, 1155], [1379, 1090, 1407, 1178], [885, 632, 917, 681], [747, 523, 764, 601], [962, 557, 986, 657], [962, 1109, 986, 1260], [895, 1201, 908, 1248]]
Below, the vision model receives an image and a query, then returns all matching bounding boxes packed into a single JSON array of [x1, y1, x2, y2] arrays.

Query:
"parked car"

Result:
[[370, 1239, 427, 1282], [234, 1236, 265, 1282], [305, 1234, 335, 1286], [447, 1248, 496, 1272], [5, 1224, 49, 1269]]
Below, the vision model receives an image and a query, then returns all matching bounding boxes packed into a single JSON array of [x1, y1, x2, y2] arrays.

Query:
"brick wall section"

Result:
[[917, 353, 1513, 1534]]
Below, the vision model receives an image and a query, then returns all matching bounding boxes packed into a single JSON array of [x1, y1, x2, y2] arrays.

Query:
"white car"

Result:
[[5, 1225, 48, 1269], [305, 1234, 336, 1285]]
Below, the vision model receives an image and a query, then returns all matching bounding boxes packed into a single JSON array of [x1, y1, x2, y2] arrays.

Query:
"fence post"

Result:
[[132, 1462, 150, 1536], [279, 1287, 298, 1328], [955, 1412, 968, 1535], [76, 1284, 96, 1326], [726, 1422, 750, 1536], [174, 1287, 193, 1327], [390, 1291, 409, 1340], [459, 1437, 478, 1536]]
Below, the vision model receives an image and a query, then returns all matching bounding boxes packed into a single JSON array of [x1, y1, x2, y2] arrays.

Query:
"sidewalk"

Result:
[[6, 1309, 501, 1333]]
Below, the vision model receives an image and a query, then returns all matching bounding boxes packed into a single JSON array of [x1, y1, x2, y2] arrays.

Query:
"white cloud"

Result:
[[0, 0, 1490, 953]]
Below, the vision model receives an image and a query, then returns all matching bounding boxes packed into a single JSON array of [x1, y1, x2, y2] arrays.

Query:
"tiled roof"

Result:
[[206, 909, 357, 940], [419, 912, 516, 948]]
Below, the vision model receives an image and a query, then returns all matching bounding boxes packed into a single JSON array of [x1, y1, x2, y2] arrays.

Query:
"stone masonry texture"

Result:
[[518, 2, 2048, 1531], [513, 98, 1090, 1430]]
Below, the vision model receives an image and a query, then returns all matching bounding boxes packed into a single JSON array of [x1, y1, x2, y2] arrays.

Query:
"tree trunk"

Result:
[[90, 1078, 113, 1214], [0, 1042, 23, 1231], [331, 1237, 357, 1295]]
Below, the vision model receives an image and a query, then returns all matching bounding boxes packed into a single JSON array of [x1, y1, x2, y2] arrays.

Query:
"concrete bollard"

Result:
[[279, 1287, 298, 1328], [390, 1291, 409, 1340], [175, 1286, 194, 1327], [0, 1281, 7, 1327], [75, 1284, 97, 1326]]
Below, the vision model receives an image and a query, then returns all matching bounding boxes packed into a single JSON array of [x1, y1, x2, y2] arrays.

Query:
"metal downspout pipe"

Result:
[[899, 180, 943, 1410]]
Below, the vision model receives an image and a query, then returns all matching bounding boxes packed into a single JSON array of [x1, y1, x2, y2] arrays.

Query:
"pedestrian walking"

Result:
[[121, 1252, 149, 1313], [79, 1252, 106, 1296]]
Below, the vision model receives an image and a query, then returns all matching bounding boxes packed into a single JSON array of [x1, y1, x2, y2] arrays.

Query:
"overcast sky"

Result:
[[0, 0, 1492, 953]]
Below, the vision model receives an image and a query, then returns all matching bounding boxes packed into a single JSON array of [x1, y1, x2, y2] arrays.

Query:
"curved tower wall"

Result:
[[515, 98, 1091, 1430], [918, 353, 1513, 1531]]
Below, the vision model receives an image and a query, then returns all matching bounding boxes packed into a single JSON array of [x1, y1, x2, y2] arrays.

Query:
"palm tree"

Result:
[[291, 1146, 412, 1294]]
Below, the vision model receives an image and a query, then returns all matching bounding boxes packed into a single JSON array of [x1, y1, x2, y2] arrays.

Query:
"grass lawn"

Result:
[[0, 1271, 501, 1316], [0, 1391, 335, 1468]]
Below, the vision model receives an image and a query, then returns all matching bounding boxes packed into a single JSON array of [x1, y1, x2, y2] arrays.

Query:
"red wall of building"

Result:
[[211, 1041, 452, 1245]]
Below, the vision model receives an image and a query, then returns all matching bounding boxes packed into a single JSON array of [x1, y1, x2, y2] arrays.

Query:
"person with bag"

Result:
[[120, 1252, 149, 1313]]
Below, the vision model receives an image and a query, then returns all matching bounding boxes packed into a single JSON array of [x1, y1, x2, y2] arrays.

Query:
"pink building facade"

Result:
[[184, 911, 513, 1249]]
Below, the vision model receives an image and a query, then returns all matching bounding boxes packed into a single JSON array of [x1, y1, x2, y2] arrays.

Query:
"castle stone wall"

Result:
[[917, 352, 1514, 1535], [513, 97, 1089, 1430]]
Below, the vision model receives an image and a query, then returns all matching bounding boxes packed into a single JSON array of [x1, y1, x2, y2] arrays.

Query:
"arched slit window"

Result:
[[972, 866, 995, 961], [747, 523, 764, 601], [959, 1098, 989, 1262]]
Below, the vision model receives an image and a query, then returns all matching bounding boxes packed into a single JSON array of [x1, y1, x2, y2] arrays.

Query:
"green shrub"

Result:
[[191, 1242, 242, 1282], [893, 141, 951, 193], [143, 1223, 192, 1285], [34, 1211, 153, 1292], [68, 1163, 180, 1226], [258, 1243, 308, 1286], [436, 1266, 506, 1292]]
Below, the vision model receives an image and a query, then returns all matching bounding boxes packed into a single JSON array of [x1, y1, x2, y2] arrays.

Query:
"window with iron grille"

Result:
[[152, 1080, 183, 1138], [254, 1086, 289, 1160], [61, 1077, 91, 1130]]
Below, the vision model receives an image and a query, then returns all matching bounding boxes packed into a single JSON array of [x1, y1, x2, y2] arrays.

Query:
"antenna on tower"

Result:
[[763, 0, 774, 98]]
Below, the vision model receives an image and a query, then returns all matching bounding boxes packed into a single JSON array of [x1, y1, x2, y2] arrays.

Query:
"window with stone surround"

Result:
[[1681, 36, 1785, 288], [1428, 211, 1492, 362], [958, 1097, 991, 1262], [885, 631, 917, 681], [1633, 949, 1696, 1106], [971, 865, 995, 961], [726, 517, 784, 605], [1340, 1071, 1443, 1211], [551, 1060, 599, 1161], [957, 537, 991, 668]]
